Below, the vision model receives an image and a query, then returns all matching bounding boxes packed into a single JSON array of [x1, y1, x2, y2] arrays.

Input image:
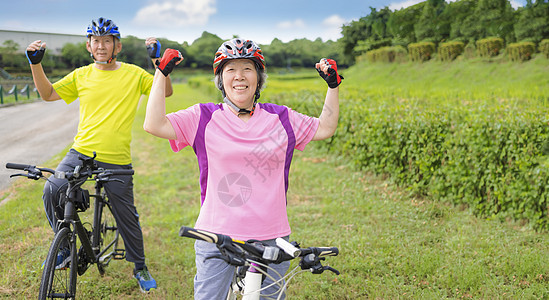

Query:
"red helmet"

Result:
[[213, 38, 265, 74]]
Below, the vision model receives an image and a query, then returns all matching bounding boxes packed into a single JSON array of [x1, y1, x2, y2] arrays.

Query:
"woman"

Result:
[[144, 38, 342, 299]]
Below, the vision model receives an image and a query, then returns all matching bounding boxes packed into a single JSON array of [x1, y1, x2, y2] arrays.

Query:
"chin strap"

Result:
[[222, 88, 261, 116]]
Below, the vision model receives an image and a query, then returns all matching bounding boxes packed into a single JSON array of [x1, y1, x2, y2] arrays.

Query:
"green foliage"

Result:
[[540, 39, 549, 58], [442, 0, 477, 40], [275, 58, 549, 231], [408, 42, 436, 61], [363, 46, 408, 63], [507, 42, 536, 61], [184, 31, 223, 69], [438, 41, 465, 61], [60, 42, 90, 68], [476, 37, 504, 57], [262, 38, 343, 69], [0, 40, 28, 72], [514, 0, 549, 43], [387, 2, 423, 44], [414, 0, 448, 42], [341, 0, 549, 63], [340, 6, 393, 62]]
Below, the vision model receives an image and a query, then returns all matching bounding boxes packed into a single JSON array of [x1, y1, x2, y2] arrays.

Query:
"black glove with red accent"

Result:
[[317, 58, 343, 88], [156, 48, 182, 76]]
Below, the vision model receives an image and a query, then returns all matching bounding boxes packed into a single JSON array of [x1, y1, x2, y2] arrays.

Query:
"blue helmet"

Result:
[[86, 17, 120, 39]]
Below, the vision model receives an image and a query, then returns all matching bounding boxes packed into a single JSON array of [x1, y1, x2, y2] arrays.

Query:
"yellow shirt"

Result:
[[53, 63, 153, 164]]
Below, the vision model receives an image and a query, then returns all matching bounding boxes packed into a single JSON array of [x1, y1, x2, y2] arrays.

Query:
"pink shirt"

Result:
[[167, 102, 319, 240]]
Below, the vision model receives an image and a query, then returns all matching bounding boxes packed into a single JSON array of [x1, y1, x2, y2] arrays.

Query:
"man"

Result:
[[26, 17, 172, 293]]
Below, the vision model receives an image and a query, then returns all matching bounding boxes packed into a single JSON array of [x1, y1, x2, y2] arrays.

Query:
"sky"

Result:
[[0, 0, 527, 45]]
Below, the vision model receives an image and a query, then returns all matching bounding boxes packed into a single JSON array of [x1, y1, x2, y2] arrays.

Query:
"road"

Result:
[[0, 100, 79, 192]]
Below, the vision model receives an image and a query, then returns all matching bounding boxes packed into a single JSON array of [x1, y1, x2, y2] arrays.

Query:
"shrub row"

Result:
[[438, 41, 465, 61], [507, 42, 536, 61], [408, 42, 436, 62], [476, 37, 505, 58], [278, 92, 549, 231], [365, 38, 549, 62], [364, 46, 407, 63]]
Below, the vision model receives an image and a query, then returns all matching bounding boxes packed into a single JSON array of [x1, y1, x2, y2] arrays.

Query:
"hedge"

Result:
[[278, 91, 549, 231], [507, 42, 536, 61], [475, 37, 504, 57], [438, 41, 465, 61], [365, 46, 407, 63], [408, 42, 436, 62]]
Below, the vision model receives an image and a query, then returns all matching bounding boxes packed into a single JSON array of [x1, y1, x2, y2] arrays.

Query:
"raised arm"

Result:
[[145, 37, 174, 97], [26, 40, 61, 102], [143, 49, 183, 140], [312, 58, 343, 141]]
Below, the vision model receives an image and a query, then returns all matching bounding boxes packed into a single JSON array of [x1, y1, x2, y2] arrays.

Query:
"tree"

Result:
[[387, 2, 424, 46], [461, 0, 515, 42], [0, 40, 28, 71], [414, 0, 449, 42], [185, 31, 223, 69], [440, 0, 477, 41], [61, 42, 90, 68], [514, 0, 549, 43]]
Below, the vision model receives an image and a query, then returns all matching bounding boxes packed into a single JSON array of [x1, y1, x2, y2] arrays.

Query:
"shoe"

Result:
[[134, 266, 157, 293], [41, 248, 71, 270]]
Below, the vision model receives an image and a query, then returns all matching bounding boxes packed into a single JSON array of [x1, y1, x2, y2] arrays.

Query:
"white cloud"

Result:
[[509, 0, 522, 9], [322, 15, 346, 41], [277, 19, 306, 30], [132, 0, 216, 27]]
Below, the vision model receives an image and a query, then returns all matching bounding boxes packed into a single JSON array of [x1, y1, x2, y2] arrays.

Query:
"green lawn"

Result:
[[1, 60, 549, 299]]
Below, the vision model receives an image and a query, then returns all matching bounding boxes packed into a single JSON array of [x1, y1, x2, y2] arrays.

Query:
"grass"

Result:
[[1, 60, 549, 299]]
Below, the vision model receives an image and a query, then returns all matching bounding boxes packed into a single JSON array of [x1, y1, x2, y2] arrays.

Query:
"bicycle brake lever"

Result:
[[10, 173, 41, 180], [324, 266, 340, 275], [96, 174, 124, 184]]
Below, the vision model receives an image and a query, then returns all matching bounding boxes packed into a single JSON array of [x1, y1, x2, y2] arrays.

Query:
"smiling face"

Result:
[[221, 59, 258, 111], [86, 35, 121, 63]]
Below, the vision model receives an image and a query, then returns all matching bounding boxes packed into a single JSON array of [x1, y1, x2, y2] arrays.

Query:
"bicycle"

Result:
[[179, 226, 340, 300], [6, 152, 132, 299]]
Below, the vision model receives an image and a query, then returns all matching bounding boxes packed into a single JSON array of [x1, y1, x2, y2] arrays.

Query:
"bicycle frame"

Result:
[[60, 180, 120, 275]]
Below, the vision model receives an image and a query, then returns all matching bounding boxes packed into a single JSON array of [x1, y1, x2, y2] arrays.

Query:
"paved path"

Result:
[[0, 100, 79, 192]]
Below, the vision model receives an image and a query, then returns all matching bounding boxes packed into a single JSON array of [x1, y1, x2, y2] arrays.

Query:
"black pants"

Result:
[[43, 149, 145, 265]]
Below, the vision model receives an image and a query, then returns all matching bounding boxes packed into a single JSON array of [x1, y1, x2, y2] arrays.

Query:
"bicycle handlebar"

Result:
[[179, 226, 340, 274]]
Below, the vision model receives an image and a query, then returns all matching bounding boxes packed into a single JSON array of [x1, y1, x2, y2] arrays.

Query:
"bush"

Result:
[[438, 41, 465, 61], [408, 42, 436, 62], [365, 46, 408, 63], [507, 42, 536, 61], [476, 37, 504, 58], [540, 39, 549, 59]]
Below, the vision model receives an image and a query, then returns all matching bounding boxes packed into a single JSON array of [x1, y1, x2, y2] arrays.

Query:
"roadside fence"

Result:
[[0, 84, 40, 105]]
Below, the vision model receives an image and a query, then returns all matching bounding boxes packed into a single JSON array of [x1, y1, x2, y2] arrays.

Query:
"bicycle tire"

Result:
[[38, 227, 78, 300], [96, 194, 121, 276]]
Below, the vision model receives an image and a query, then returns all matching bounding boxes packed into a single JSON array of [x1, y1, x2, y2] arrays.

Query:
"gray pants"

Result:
[[43, 148, 145, 265], [194, 237, 291, 300]]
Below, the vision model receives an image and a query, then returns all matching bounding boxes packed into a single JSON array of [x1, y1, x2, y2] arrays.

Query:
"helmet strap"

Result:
[[222, 85, 261, 116]]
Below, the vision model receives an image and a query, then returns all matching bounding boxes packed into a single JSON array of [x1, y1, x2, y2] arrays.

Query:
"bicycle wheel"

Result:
[[39, 227, 78, 300], [96, 195, 122, 275]]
